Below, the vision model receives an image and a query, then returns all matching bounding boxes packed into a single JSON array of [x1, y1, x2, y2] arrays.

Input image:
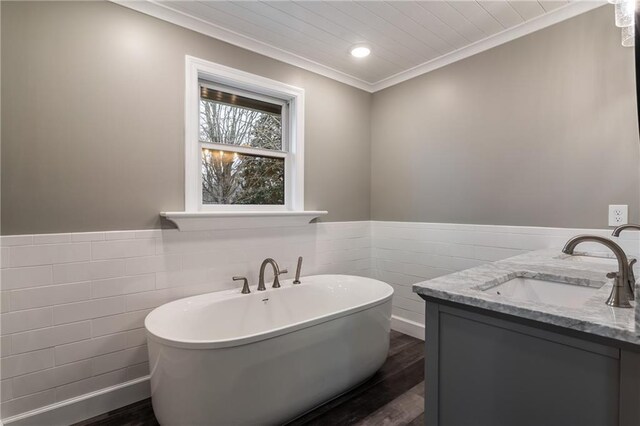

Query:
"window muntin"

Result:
[[198, 82, 289, 207]]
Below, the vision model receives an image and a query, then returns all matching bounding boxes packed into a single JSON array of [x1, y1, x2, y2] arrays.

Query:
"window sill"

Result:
[[160, 210, 328, 231]]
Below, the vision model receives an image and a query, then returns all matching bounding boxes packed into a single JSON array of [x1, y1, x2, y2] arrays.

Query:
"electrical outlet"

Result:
[[608, 204, 628, 226]]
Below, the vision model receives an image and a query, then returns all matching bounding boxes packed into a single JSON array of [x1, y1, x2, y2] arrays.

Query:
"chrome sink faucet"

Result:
[[562, 235, 633, 308], [258, 258, 287, 291], [612, 224, 640, 236], [612, 223, 640, 301]]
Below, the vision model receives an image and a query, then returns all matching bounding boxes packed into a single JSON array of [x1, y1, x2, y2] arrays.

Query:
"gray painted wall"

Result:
[[1, 1, 372, 234], [371, 5, 640, 228], [2, 3, 638, 234]]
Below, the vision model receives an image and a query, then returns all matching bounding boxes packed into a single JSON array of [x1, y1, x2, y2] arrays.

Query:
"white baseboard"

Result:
[[391, 315, 425, 341], [3, 377, 150, 426]]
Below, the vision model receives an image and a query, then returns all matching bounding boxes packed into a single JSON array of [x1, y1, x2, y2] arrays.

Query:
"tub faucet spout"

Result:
[[258, 258, 285, 291]]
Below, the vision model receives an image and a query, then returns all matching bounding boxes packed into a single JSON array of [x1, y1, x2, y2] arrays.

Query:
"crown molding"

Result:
[[370, 1, 606, 92], [113, 0, 605, 94], [111, 0, 373, 92]]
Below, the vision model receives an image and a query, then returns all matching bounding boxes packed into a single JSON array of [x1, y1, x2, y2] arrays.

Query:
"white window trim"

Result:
[[185, 55, 304, 212], [161, 56, 326, 231]]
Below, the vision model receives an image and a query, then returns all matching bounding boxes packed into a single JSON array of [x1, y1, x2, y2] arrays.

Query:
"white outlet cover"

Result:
[[608, 204, 628, 227]]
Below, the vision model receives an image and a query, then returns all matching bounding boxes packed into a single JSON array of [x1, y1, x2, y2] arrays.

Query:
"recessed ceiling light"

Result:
[[350, 46, 371, 58]]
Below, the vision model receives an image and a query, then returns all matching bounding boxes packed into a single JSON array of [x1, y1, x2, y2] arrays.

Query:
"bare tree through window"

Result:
[[200, 97, 285, 205]]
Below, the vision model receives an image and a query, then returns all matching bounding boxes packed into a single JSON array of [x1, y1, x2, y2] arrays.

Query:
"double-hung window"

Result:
[[185, 56, 304, 213], [199, 83, 287, 208]]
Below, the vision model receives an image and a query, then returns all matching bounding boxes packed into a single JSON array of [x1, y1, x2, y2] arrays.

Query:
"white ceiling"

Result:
[[117, 1, 605, 92]]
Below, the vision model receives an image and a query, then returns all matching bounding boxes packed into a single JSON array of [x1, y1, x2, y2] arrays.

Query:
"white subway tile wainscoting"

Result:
[[0, 222, 372, 423], [371, 221, 640, 337], [0, 221, 638, 424]]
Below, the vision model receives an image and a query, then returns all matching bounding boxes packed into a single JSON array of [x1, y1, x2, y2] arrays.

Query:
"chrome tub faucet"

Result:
[[562, 235, 633, 308]]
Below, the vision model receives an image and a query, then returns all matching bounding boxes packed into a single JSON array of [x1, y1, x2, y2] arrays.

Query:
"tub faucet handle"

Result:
[[270, 269, 288, 289], [233, 276, 251, 294]]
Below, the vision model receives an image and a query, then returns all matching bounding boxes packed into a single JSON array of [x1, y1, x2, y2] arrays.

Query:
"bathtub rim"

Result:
[[144, 274, 393, 350]]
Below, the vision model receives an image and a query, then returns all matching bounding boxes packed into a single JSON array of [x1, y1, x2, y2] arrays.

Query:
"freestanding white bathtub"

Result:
[[145, 274, 394, 425]]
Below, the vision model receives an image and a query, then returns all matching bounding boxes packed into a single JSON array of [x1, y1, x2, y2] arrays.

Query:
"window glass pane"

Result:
[[199, 89, 283, 151], [202, 149, 285, 205]]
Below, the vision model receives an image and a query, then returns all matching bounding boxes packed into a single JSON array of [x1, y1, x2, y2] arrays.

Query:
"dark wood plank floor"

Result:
[[75, 330, 424, 426]]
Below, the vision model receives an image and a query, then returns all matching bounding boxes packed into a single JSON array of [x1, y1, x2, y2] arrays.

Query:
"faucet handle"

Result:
[[606, 272, 618, 279], [233, 276, 251, 294], [272, 269, 288, 289]]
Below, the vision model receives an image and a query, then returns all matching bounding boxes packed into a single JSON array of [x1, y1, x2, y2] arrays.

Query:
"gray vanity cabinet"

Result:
[[424, 300, 640, 426]]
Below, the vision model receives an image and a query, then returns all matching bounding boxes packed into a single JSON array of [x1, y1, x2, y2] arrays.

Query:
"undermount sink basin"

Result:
[[560, 255, 619, 266], [482, 277, 602, 309]]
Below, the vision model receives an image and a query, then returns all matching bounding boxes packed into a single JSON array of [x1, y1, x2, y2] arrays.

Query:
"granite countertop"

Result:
[[413, 249, 639, 346]]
